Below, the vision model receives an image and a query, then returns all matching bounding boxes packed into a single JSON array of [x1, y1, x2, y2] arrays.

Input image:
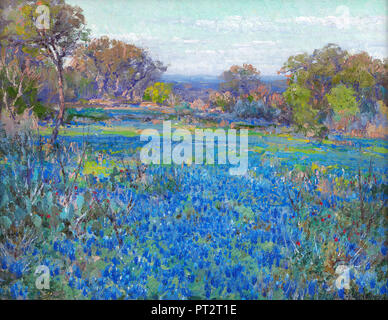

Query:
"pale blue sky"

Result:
[[67, 0, 387, 75]]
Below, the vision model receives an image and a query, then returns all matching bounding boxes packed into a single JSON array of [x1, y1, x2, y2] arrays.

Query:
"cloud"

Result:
[[194, 16, 264, 33], [87, 8, 386, 76], [277, 14, 386, 31], [251, 40, 277, 46], [181, 39, 201, 44]]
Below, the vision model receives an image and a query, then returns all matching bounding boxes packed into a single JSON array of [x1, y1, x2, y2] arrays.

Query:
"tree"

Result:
[[326, 85, 358, 131], [283, 83, 318, 134], [280, 44, 349, 120], [280, 44, 387, 128], [70, 36, 166, 101], [0, 1, 50, 121], [332, 52, 386, 115], [219, 64, 261, 98], [5, 0, 89, 143]]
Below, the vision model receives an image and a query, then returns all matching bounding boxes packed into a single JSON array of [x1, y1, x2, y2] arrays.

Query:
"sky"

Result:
[[67, 0, 387, 76]]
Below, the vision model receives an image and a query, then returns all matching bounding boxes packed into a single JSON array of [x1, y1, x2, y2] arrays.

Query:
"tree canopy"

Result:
[[69, 36, 167, 101], [219, 64, 261, 98], [2, 0, 90, 142], [280, 43, 387, 136]]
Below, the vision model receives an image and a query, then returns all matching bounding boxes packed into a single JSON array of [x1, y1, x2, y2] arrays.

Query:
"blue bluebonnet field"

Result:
[[0, 117, 386, 299]]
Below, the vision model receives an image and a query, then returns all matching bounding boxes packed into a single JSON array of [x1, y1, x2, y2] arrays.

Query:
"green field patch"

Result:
[[253, 143, 325, 155], [366, 145, 387, 155], [99, 126, 139, 137]]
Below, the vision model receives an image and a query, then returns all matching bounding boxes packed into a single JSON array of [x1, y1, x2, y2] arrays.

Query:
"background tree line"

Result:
[[208, 45, 387, 138]]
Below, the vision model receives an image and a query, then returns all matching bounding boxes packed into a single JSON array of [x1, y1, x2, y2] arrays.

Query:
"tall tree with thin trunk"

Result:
[[4, 0, 89, 143]]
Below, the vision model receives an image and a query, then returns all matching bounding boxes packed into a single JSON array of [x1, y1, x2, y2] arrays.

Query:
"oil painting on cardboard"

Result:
[[0, 0, 387, 300]]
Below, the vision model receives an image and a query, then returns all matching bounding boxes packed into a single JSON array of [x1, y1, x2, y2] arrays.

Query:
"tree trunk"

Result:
[[50, 60, 65, 144]]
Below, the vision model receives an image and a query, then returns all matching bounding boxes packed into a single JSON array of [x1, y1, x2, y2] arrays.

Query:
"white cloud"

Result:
[[278, 14, 386, 31], [194, 16, 264, 33], [182, 39, 201, 44], [251, 40, 277, 46]]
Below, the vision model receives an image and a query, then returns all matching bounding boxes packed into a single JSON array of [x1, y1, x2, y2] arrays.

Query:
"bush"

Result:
[[233, 99, 280, 121], [174, 101, 192, 113], [208, 91, 235, 112], [0, 60, 50, 120], [143, 82, 173, 105]]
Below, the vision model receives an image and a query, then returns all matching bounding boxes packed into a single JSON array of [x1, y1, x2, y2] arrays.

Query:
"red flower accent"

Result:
[[55, 192, 59, 196], [106, 199, 110, 203], [319, 201, 323, 206], [47, 214, 51, 219], [321, 218, 325, 222], [334, 237, 338, 242], [328, 214, 331, 218], [296, 241, 301, 246], [343, 229, 346, 233], [74, 186, 78, 190]]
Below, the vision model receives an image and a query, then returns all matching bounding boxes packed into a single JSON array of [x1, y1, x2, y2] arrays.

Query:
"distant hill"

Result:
[[161, 74, 222, 90], [160, 74, 288, 102]]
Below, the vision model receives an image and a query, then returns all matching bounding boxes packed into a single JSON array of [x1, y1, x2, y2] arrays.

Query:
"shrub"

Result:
[[143, 82, 173, 105], [233, 99, 280, 121], [208, 91, 235, 112]]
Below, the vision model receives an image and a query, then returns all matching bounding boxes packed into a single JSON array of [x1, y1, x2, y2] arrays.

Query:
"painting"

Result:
[[0, 0, 387, 301]]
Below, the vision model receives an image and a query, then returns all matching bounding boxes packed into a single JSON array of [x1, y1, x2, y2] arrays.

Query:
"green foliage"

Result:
[[0, 60, 49, 119], [0, 128, 144, 299], [283, 83, 322, 135], [143, 82, 173, 105], [281, 44, 387, 132], [174, 102, 192, 117], [326, 85, 359, 118]]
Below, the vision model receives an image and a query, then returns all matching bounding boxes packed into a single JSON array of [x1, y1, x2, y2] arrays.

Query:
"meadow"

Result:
[[0, 107, 386, 300]]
